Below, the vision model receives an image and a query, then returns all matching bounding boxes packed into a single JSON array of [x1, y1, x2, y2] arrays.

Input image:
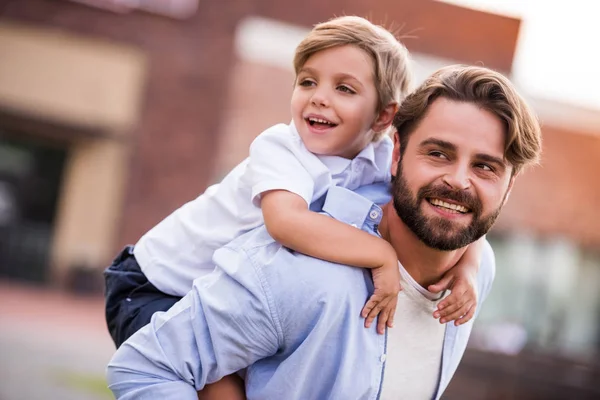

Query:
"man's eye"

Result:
[[477, 163, 494, 172], [429, 151, 448, 160], [337, 85, 356, 94]]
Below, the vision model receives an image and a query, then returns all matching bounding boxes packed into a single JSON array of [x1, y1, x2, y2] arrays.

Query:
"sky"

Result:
[[441, 0, 600, 110]]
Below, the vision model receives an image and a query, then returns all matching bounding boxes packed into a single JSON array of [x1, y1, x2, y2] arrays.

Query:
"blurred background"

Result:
[[0, 0, 598, 399]]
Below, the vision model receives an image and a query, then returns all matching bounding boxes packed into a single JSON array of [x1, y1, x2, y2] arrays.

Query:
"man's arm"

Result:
[[106, 246, 281, 400]]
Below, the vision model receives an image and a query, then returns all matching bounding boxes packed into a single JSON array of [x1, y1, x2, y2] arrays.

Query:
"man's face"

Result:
[[391, 98, 516, 251]]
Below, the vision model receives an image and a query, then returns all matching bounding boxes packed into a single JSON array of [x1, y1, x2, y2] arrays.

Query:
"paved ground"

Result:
[[0, 280, 115, 400]]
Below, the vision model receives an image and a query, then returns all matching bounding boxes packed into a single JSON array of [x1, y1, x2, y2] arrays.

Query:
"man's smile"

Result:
[[427, 198, 470, 214]]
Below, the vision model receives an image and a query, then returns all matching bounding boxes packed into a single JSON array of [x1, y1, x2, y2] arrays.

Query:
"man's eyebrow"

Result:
[[419, 138, 457, 152], [421, 138, 507, 168], [475, 153, 507, 169]]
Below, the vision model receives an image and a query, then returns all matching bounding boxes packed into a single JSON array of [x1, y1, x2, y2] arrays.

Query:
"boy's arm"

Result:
[[107, 246, 280, 400], [429, 236, 485, 326], [261, 189, 400, 334], [261, 190, 397, 271]]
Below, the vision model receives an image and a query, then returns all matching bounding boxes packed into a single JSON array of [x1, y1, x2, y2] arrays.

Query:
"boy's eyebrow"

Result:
[[298, 67, 364, 88]]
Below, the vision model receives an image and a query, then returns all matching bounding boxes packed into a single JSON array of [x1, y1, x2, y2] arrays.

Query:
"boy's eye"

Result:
[[298, 79, 316, 87], [337, 85, 356, 94]]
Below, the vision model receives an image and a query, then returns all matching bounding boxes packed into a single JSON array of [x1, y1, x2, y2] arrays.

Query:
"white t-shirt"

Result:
[[134, 122, 393, 296], [380, 262, 448, 400]]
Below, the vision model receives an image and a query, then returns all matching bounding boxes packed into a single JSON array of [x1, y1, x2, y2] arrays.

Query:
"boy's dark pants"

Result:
[[104, 245, 181, 347]]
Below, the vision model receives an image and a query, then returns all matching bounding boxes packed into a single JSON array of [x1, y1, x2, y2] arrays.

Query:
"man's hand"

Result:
[[429, 265, 478, 326], [361, 262, 401, 335]]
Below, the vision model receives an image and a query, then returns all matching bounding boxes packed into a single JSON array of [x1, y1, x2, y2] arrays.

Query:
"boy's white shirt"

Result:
[[134, 122, 393, 296]]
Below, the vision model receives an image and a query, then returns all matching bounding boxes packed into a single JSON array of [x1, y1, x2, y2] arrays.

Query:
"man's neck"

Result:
[[379, 202, 467, 289]]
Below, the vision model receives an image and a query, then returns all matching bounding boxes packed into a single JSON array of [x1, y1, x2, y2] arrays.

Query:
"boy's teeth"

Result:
[[429, 198, 469, 213], [309, 117, 333, 125]]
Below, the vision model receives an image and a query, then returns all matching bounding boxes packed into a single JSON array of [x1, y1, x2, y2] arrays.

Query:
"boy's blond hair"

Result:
[[293, 16, 412, 140], [393, 65, 542, 174]]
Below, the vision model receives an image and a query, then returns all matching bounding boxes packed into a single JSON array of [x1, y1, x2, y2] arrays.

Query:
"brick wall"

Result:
[[495, 125, 600, 247]]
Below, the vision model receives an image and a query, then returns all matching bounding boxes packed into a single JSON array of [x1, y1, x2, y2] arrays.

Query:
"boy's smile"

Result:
[[291, 45, 380, 159]]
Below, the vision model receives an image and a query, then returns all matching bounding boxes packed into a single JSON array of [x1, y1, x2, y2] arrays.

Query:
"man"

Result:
[[106, 65, 542, 400]]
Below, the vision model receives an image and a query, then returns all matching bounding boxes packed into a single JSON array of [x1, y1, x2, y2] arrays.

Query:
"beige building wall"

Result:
[[0, 21, 147, 285]]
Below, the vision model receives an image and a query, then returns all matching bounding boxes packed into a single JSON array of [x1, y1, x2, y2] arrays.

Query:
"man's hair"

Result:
[[393, 65, 542, 174], [293, 16, 412, 140]]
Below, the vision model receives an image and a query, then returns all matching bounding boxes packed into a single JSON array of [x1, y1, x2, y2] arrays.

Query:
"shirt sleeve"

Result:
[[247, 125, 317, 207], [106, 246, 281, 400], [475, 238, 497, 317]]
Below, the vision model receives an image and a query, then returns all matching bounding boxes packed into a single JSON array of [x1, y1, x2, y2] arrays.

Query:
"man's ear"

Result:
[[391, 131, 401, 179], [372, 102, 398, 133]]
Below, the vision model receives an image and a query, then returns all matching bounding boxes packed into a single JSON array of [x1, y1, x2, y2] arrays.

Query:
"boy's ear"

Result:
[[372, 102, 398, 133]]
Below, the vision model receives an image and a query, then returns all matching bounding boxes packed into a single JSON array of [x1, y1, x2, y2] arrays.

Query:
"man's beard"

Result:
[[392, 163, 505, 251]]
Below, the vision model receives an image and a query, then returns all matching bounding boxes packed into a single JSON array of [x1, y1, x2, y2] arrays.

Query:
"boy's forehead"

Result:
[[297, 45, 377, 80]]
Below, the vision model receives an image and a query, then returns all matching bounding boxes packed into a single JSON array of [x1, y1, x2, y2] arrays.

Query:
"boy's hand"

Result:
[[429, 266, 478, 326], [361, 262, 401, 335]]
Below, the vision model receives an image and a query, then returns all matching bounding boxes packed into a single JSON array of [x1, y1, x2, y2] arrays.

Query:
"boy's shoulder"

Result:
[[255, 122, 299, 142]]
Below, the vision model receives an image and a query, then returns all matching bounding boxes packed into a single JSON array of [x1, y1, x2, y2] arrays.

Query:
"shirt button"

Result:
[[369, 210, 379, 220], [380, 354, 387, 363]]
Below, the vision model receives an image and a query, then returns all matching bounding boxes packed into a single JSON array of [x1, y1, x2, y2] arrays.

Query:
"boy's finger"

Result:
[[377, 308, 390, 335], [361, 295, 381, 318], [365, 303, 383, 328], [427, 274, 454, 293], [454, 305, 475, 326], [435, 299, 465, 320], [366, 297, 392, 328], [439, 302, 472, 324], [434, 296, 463, 319], [436, 289, 467, 311], [387, 305, 397, 328]]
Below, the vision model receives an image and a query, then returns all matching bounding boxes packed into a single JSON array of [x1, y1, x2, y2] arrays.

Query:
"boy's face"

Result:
[[291, 45, 380, 159]]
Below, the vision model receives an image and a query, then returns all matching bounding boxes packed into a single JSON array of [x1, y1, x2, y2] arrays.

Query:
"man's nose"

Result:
[[442, 163, 471, 191]]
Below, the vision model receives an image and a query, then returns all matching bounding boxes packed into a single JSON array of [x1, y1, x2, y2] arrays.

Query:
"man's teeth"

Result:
[[309, 117, 334, 125], [429, 198, 469, 213]]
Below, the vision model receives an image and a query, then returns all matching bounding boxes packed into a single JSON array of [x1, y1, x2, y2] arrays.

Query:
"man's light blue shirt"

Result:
[[107, 183, 496, 400]]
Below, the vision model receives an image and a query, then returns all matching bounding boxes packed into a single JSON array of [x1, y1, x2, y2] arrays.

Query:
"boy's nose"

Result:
[[310, 89, 330, 107]]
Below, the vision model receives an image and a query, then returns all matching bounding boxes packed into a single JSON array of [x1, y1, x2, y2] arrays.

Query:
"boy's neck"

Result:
[[379, 202, 467, 289]]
